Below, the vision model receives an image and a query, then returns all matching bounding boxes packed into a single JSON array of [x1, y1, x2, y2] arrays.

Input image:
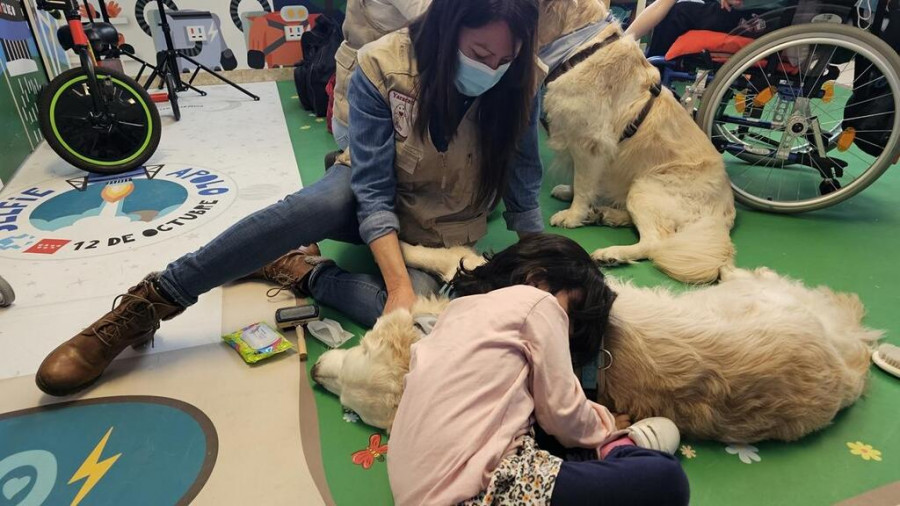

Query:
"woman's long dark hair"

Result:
[[409, 0, 538, 209], [450, 234, 618, 367]]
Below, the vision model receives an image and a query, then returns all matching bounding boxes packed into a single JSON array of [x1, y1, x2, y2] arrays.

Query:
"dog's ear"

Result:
[[367, 309, 420, 367], [386, 321, 421, 371]]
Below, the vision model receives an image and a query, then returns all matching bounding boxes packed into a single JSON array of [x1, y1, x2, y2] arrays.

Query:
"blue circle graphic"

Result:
[[29, 180, 189, 232]]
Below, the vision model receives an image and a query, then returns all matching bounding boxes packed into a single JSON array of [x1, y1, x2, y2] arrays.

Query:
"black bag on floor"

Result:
[[294, 14, 344, 117], [843, 0, 899, 157]]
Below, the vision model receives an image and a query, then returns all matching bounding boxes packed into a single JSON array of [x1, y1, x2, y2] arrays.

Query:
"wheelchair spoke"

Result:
[[852, 60, 876, 86], [806, 47, 838, 101], [844, 91, 894, 110], [775, 51, 796, 100], [853, 73, 888, 91], [853, 135, 892, 152], [798, 43, 818, 92]]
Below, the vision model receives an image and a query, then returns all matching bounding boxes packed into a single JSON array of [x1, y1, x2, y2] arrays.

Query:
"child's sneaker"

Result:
[[626, 417, 681, 455]]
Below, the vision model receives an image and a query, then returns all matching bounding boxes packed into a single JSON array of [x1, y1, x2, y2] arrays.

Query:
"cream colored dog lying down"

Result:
[[312, 244, 881, 443]]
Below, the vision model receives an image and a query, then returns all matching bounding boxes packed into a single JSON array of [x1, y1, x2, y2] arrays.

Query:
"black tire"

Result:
[[38, 67, 162, 175], [165, 71, 181, 121]]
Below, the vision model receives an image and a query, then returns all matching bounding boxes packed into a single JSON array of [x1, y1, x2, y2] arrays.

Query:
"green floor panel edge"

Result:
[[277, 81, 900, 505]]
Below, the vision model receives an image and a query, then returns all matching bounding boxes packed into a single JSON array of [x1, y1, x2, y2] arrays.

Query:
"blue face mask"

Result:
[[454, 50, 511, 97]]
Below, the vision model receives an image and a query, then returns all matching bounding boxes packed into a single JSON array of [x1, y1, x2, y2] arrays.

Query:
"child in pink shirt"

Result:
[[388, 234, 689, 505]]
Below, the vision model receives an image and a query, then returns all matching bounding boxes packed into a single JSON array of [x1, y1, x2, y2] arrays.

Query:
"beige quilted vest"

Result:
[[338, 30, 546, 247], [333, 0, 404, 130]]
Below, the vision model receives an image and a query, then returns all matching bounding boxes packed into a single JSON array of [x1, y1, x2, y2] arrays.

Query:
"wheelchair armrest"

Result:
[[647, 55, 676, 68]]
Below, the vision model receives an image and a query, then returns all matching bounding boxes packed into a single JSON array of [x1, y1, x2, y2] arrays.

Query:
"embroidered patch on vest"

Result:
[[389, 90, 415, 140]]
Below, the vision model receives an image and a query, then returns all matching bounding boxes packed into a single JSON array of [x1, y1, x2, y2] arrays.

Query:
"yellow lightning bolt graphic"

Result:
[[68, 427, 122, 506]]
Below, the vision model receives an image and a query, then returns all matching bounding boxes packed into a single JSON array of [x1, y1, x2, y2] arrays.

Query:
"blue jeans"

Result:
[[550, 446, 690, 505], [157, 163, 441, 328], [332, 117, 349, 151]]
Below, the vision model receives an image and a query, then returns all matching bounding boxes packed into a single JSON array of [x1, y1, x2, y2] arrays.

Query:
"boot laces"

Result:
[[91, 293, 161, 348], [266, 285, 296, 299], [261, 252, 310, 297]]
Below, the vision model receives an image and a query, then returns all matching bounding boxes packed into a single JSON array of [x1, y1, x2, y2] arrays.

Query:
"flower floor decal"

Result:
[[847, 441, 883, 462], [725, 444, 761, 464]]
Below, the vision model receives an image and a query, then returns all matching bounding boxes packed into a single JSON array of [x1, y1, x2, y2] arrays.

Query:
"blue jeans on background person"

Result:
[[332, 117, 350, 151], [157, 163, 440, 328]]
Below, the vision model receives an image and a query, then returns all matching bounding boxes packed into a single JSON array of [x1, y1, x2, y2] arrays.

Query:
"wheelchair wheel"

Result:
[[696, 24, 900, 213], [165, 71, 181, 121], [39, 67, 162, 175]]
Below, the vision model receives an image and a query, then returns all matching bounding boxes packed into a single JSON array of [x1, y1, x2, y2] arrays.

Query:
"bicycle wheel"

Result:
[[165, 71, 181, 121], [696, 24, 900, 213], [39, 67, 162, 175]]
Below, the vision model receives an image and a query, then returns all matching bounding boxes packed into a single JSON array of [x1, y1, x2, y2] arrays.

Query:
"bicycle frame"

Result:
[[37, 0, 104, 113]]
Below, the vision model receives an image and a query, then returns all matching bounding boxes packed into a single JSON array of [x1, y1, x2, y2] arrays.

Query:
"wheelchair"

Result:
[[649, 0, 900, 213]]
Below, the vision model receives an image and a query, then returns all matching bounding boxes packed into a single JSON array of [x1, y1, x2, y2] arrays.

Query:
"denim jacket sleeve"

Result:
[[502, 93, 545, 234], [347, 68, 401, 244]]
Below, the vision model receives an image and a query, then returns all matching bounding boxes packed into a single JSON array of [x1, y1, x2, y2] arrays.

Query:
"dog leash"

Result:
[[620, 82, 662, 142]]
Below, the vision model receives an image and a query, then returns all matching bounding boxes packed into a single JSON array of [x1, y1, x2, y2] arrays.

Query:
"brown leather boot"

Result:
[[35, 273, 185, 396], [242, 244, 330, 296]]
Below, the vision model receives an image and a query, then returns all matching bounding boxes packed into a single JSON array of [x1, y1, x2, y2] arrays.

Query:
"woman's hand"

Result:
[[369, 232, 417, 315], [384, 282, 417, 315], [720, 0, 743, 11]]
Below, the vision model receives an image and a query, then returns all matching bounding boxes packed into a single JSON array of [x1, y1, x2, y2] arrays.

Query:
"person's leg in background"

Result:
[[324, 118, 349, 169], [550, 446, 690, 505], [645, 0, 770, 57], [645, 0, 730, 57], [332, 117, 350, 152]]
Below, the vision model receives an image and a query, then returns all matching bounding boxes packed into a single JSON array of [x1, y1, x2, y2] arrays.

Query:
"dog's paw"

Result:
[[550, 209, 587, 228], [550, 184, 574, 202], [591, 246, 638, 265], [594, 207, 633, 227]]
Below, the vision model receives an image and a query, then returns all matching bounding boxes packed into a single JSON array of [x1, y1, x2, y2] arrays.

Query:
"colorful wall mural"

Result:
[[0, 0, 49, 187], [75, 0, 343, 73]]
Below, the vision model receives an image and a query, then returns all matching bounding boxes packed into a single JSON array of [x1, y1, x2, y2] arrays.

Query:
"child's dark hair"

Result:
[[450, 234, 617, 367]]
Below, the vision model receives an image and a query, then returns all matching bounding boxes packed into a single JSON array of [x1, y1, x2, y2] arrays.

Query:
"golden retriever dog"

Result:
[[311, 295, 449, 430], [312, 243, 881, 443], [539, 0, 736, 283]]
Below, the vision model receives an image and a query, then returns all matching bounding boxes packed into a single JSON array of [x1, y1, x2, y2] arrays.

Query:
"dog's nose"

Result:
[[310, 362, 320, 382]]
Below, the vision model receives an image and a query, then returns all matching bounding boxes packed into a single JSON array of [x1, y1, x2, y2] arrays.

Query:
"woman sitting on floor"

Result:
[[36, 0, 546, 396]]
